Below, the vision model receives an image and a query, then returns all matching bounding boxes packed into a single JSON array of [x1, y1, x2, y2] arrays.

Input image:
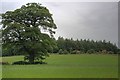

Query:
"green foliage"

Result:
[[117, 49, 120, 54], [87, 49, 95, 54], [2, 3, 57, 63], [58, 49, 63, 54], [108, 51, 114, 54], [71, 50, 80, 54], [63, 50, 69, 54], [56, 37, 119, 54], [101, 50, 107, 54]]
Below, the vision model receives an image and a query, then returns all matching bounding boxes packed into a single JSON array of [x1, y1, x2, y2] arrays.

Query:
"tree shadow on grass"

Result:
[[12, 61, 47, 65]]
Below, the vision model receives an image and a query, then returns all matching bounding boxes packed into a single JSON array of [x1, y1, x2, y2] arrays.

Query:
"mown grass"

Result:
[[0, 57, 2, 79], [2, 54, 118, 78]]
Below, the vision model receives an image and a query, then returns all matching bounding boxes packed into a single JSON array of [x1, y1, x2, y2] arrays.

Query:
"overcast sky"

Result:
[[0, 0, 118, 45]]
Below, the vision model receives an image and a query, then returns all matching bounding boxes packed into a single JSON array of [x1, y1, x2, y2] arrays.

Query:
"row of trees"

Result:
[[52, 37, 120, 54], [2, 36, 120, 56]]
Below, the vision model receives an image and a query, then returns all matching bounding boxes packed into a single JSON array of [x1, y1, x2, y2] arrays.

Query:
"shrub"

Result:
[[63, 50, 69, 54], [117, 49, 120, 54], [58, 49, 63, 54], [87, 49, 95, 54], [117, 51, 120, 54], [71, 50, 76, 54], [101, 50, 107, 54], [108, 51, 114, 54], [76, 50, 81, 54], [71, 50, 80, 54]]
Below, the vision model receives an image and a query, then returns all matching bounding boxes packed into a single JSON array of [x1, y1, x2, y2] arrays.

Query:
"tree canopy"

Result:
[[56, 37, 119, 54], [2, 3, 57, 63]]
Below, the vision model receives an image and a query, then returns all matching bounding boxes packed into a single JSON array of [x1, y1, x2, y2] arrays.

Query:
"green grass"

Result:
[[2, 54, 118, 78], [0, 57, 2, 79]]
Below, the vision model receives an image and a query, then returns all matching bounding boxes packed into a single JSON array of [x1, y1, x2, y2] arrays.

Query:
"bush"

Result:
[[117, 51, 120, 54], [58, 49, 63, 54], [71, 50, 76, 54], [117, 49, 120, 54], [108, 51, 114, 54], [71, 50, 80, 54], [76, 50, 81, 54], [87, 49, 95, 54], [101, 50, 107, 54], [63, 50, 69, 54]]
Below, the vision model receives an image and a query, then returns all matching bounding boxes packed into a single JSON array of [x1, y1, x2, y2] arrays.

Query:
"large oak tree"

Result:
[[2, 3, 57, 63]]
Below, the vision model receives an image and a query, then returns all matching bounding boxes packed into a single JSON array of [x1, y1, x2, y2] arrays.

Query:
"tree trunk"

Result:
[[29, 53, 35, 64]]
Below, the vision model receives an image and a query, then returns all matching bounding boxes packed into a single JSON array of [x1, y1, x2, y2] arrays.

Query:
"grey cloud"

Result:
[[44, 2, 118, 44], [0, 2, 118, 45]]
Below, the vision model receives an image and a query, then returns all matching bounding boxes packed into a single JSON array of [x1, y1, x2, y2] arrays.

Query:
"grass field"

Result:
[[0, 57, 2, 79], [2, 54, 118, 78]]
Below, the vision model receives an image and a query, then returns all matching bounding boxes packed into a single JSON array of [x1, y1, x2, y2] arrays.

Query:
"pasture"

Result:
[[2, 54, 118, 78]]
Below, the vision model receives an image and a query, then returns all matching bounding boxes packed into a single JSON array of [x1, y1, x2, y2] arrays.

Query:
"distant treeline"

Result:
[[2, 36, 120, 56], [53, 37, 120, 54]]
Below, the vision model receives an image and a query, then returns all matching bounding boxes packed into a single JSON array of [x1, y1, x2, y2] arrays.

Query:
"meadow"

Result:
[[2, 54, 118, 78]]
